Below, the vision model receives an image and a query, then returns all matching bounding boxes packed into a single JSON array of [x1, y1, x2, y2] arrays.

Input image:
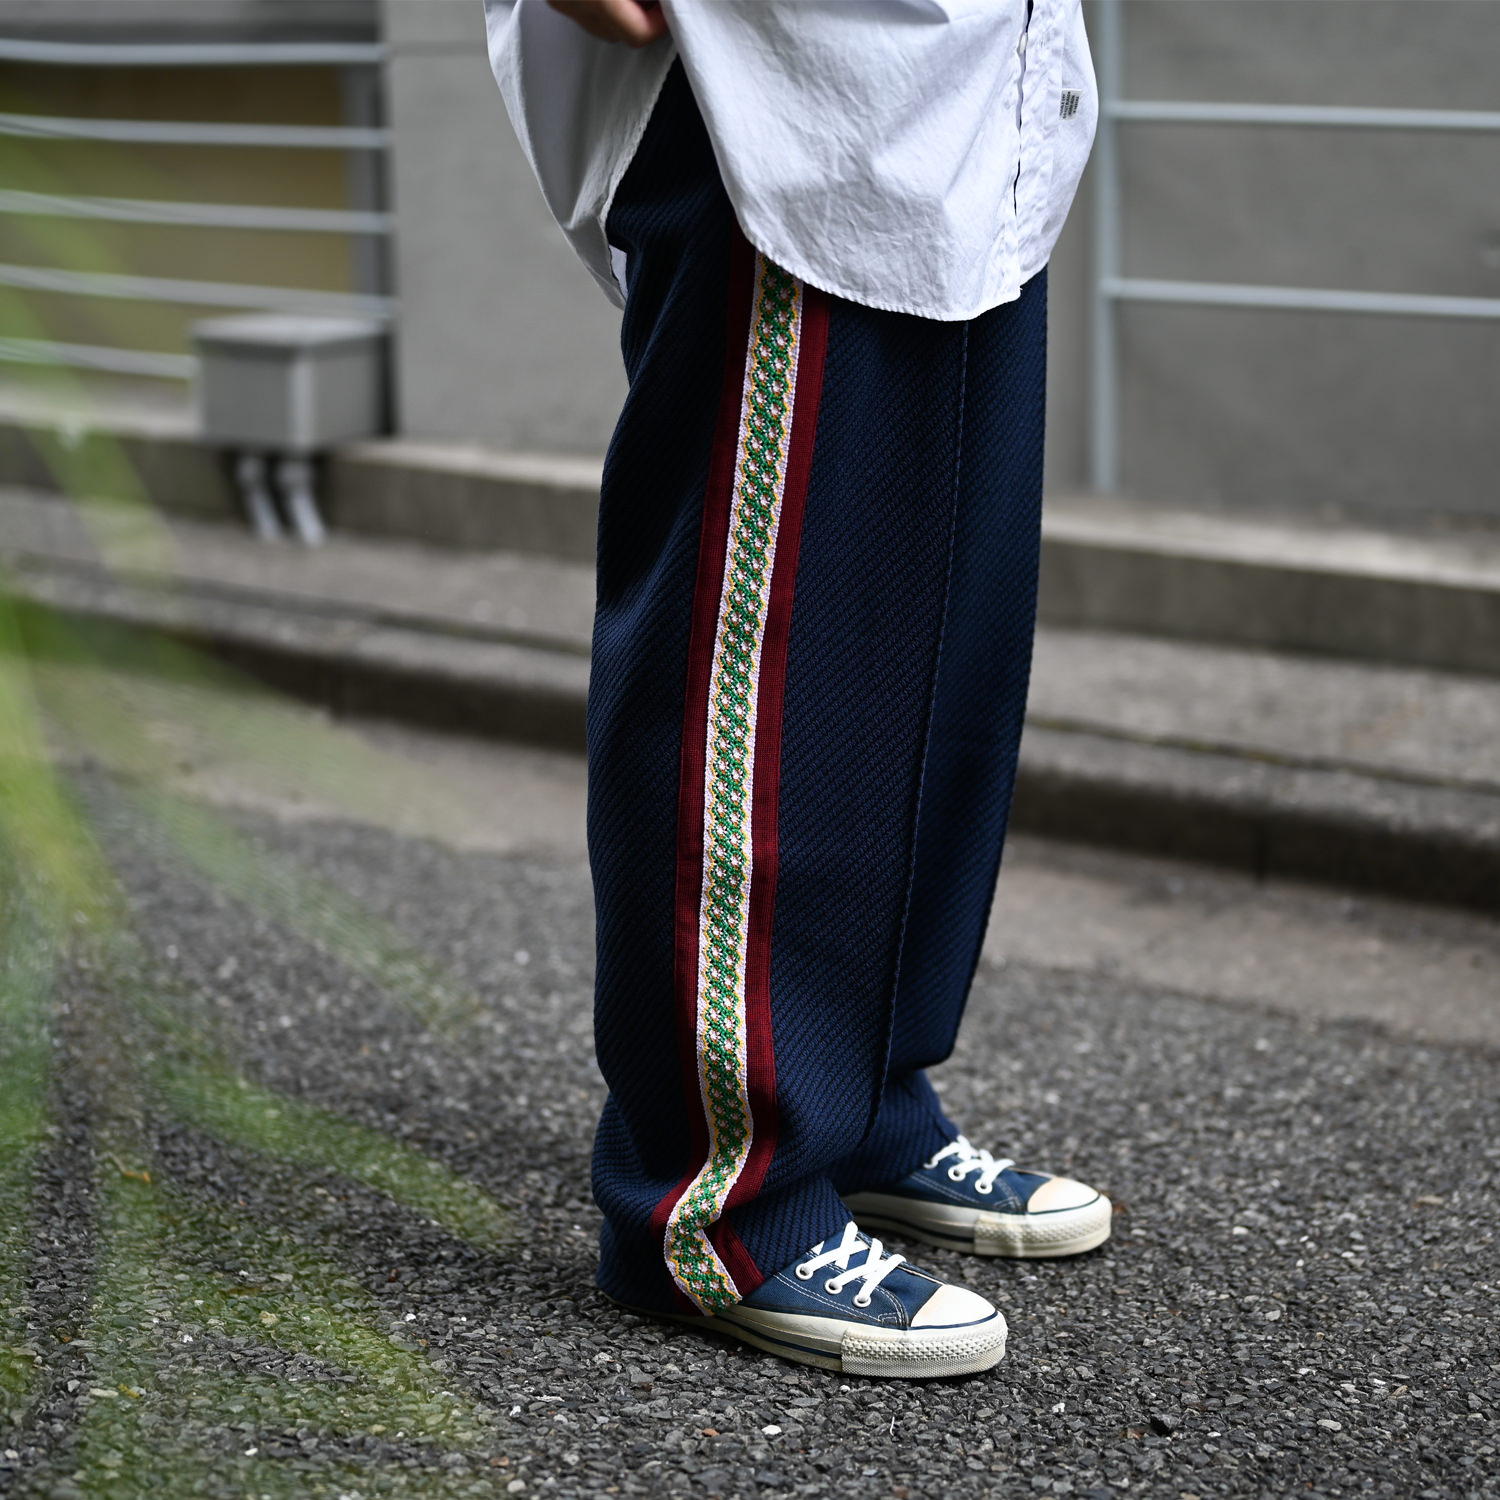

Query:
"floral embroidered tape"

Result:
[[665, 256, 803, 1312]]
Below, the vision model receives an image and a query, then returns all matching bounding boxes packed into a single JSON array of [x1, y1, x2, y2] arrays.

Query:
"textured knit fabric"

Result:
[[589, 63, 1048, 1316]]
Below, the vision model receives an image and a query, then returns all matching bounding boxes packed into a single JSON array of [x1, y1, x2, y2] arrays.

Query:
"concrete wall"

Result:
[[1081, 0, 1500, 525], [381, 0, 626, 454], [380, 0, 1500, 524]]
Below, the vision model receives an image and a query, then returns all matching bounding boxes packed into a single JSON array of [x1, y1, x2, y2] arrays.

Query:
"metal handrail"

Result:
[[0, 39, 384, 67], [1108, 100, 1500, 132], [0, 335, 195, 380], [1089, 0, 1500, 492], [0, 111, 389, 150], [1104, 278, 1500, 322], [0, 188, 391, 236], [0, 262, 391, 318], [0, 38, 391, 381], [1089, 0, 1123, 494]]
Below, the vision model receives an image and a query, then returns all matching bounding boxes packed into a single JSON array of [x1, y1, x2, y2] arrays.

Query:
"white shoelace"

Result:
[[925, 1134, 1016, 1196], [794, 1222, 905, 1308]]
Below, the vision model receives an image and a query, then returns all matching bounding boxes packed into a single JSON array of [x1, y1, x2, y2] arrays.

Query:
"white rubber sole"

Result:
[[707, 1302, 1008, 1378], [613, 1299, 1008, 1378], [844, 1190, 1113, 1259]]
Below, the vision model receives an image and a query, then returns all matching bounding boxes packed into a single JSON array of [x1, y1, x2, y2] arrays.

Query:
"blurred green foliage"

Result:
[[0, 151, 522, 1486]]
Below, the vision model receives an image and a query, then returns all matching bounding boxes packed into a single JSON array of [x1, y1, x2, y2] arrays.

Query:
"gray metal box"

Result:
[[193, 314, 387, 453]]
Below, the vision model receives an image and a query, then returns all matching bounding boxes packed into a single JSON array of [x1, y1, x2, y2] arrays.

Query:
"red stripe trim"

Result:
[[722, 284, 830, 1259], [708, 1218, 763, 1297], [649, 230, 759, 1258]]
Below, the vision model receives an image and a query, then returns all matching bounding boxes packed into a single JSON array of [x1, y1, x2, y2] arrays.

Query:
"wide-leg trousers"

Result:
[[588, 64, 1048, 1317]]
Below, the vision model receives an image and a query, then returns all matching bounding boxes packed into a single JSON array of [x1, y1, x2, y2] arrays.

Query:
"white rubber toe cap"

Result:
[[909, 1282, 997, 1329], [1025, 1176, 1101, 1213]]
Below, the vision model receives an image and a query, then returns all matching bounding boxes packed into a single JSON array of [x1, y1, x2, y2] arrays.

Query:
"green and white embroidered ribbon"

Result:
[[665, 257, 804, 1313]]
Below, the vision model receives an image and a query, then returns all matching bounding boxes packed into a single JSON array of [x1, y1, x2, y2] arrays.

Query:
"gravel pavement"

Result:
[[2, 778, 1497, 1500]]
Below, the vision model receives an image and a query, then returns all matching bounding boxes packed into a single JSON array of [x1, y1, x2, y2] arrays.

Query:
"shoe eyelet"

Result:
[[824, 1279, 841, 1295], [794, 1264, 813, 1280], [947, 1166, 966, 1182], [853, 1295, 871, 1308], [976, 1182, 993, 1195]]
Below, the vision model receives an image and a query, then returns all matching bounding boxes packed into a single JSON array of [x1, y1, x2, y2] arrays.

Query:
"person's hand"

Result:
[[546, 0, 668, 46]]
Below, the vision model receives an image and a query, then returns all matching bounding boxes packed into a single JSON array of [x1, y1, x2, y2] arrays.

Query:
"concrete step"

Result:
[[5, 488, 1499, 913], [0, 387, 603, 561], [1038, 493, 1500, 679], [0, 487, 591, 749], [5, 387, 1500, 677]]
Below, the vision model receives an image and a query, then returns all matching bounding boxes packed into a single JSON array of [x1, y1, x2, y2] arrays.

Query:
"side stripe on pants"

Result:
[[652, 237, 830, 1313]]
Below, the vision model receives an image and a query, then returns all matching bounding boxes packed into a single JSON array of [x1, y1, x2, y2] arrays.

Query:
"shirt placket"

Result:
[[1013, 0, 1063, 276], [990, 5, 1026, 296]]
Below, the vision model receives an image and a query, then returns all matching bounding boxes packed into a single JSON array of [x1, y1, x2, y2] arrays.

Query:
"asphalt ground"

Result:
[[2, 704, 1498, 1500]]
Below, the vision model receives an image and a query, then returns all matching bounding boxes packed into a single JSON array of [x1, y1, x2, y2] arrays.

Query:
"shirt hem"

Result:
[[729, 211, 1050, 322]]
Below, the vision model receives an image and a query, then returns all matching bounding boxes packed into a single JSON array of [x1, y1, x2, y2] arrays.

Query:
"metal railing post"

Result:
[[1089, 0, 1123, 493]]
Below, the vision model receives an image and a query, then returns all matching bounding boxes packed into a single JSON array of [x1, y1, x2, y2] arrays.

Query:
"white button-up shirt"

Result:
[[483, 0, 1096, 321]]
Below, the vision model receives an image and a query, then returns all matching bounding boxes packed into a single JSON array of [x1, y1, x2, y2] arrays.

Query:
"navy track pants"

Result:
[[588, 64, 1048, 1316]]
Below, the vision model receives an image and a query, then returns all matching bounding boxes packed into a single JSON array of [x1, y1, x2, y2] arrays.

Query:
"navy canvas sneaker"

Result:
[[843, 1135, 1112, 1259], [674, 1223, 1007, 1378]]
